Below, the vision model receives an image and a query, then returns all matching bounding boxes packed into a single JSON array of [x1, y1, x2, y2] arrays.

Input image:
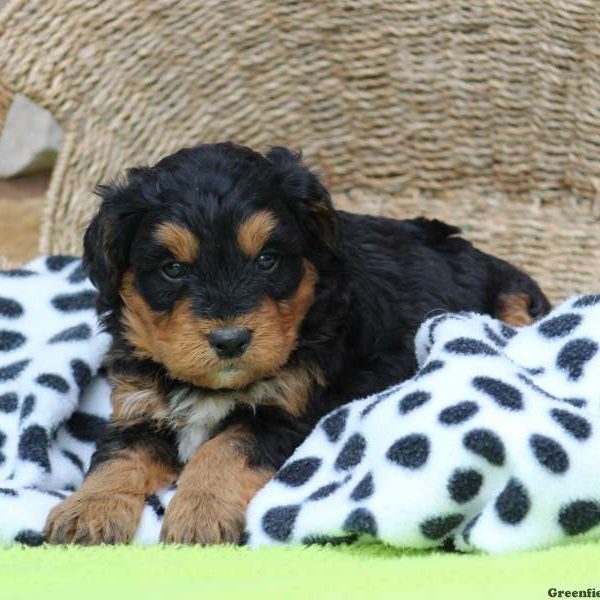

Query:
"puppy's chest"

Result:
[[168, 388, 236, 462]]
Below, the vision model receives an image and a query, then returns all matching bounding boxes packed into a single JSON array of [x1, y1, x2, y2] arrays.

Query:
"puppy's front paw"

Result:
[[160, 490, 245, 545], [44, 491, 144, 545]]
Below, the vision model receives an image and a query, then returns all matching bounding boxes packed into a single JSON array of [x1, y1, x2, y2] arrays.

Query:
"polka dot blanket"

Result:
[[246, 294, 600, 553], [3, 257, 600, 553], [0, 257, 175, 546]]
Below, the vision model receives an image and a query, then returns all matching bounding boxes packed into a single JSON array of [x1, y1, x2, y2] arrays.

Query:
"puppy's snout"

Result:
[[208, 327, 252, 359]]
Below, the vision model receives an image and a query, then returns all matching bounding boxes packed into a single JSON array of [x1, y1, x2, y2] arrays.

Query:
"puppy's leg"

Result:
[[45, 421, 179, 544], [160, 424, 273, 545], [496, 292, 537, 327]]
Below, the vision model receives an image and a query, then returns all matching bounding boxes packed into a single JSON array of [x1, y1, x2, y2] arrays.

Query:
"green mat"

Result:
[[1, 542, 597, 599]]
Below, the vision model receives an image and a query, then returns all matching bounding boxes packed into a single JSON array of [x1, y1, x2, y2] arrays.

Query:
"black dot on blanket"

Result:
[[302, 534, 357, 546], [308, 482, 342, 501], [495, 478, 530, 525], [417, 360, 445, 378], [360, 384, 403, 418], [262, 505, 301, 542], [500, 323, 517, 339], [146, 494, 166, 518], [550, 408, 591, 441], [427, 314, 451, 346], [462, 513, 481, 545], [441, 537, 457, 552], [448, 468, 483, 504], [557, 338, 598, 381], [343, 508, 377, 536], [19, 394, 35, 421], [361, 398, 384, 418], [0, 392, 18, 413], [0, 330, 25, 352], [386, 434, 430, 469], [484, 324, 507, 348], [0, 297, 24, 318], [51, 290, 97, 312], [420, 514, 464, 540], [68, 263, 87, 284], [463, 429, 505, 466], [350, 472, 374, 501], [65, 412, 107, 443], [70, 359, 92, 391], [0, 269, 35, 278], [559, 500, 600, 536], [335, 434, 367, 471], [322, 407, 349, 442], [438, 401, 479, 426], [399, 391, 431, 415], [0, 359, 30, 382], [276, 457, 321, 487], [573, 295, 600, 309], [62, 449, 85, 473], [472, 376, 523, 411], [36, 373, 70, 394], [18, 425, 51, 472], [526, 367, 545, 376], [15, 530, 45, 547], [444, 338, 499, 357], [46, 255, 78, 271], [48, 323, 92, 344], [530, 434, 569, 474], [43, 489, 67, 500], [0, 487, 17, 496], [0, 430, 6, 447], [538, 313, 582, 338], [562, 397, 587, 409]]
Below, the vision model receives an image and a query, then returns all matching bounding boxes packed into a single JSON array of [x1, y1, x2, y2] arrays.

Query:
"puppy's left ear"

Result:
[[266, 147, 341, 254]]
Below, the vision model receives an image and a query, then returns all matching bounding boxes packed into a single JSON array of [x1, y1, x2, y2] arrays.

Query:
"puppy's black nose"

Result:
[[208, 327, 252, 359]]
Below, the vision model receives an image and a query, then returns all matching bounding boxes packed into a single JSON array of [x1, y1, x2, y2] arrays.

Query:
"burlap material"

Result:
[[0, 0, 599, 302], [0, 81, 11, 136]]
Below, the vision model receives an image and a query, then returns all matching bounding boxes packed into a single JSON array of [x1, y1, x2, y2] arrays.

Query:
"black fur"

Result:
[[89, 422, 180, 474]]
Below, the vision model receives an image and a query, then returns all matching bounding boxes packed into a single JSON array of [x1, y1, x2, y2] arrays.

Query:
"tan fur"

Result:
[[154, 222, 200, 263], [44, 448, 177, 544], [110, 372, 170, 423], [160, 425, 274, 544], [236, 210, 278, 258], [120, 260, 319, 391], [497, 292, 534, 326]]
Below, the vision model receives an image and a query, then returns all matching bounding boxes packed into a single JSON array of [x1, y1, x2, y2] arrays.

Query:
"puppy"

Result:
[[45, 142, 550, 545]]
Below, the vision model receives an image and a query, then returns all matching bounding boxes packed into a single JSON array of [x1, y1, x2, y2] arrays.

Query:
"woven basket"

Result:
[[0, 0, 599, 302]]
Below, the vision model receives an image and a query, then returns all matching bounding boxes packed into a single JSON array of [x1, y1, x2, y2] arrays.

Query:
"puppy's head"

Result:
[[84, 143, 339, 389]]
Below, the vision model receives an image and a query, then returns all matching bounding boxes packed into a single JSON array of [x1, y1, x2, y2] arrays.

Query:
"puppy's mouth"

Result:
[[200, 360, 260, 390]]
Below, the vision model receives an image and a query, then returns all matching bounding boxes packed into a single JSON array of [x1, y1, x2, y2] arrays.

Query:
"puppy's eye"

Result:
[[256, 252, 279, 272], [162, 261, 189, 280]]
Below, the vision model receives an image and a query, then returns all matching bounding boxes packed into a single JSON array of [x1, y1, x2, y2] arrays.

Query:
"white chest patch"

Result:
[[168, 388, 236, 462]]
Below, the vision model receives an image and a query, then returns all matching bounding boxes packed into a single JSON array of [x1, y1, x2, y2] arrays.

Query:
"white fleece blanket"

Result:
[[2, 257, 600, 553]]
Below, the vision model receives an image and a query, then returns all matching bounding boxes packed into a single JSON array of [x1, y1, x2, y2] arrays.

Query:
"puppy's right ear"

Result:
[[83, 179, 145, 314]]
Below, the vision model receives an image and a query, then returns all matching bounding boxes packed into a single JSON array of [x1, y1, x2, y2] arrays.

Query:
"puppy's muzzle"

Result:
[[208, 327, 252, 359]]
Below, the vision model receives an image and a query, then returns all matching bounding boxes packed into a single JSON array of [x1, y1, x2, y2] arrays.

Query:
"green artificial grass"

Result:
[[1, 541, 599, 599]]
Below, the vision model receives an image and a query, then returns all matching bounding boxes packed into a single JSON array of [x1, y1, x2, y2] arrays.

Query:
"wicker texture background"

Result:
[[0, 0, 599, 301]]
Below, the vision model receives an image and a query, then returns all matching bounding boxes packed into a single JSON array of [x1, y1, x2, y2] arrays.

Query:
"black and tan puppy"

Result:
[[45, 142, 550, 545]]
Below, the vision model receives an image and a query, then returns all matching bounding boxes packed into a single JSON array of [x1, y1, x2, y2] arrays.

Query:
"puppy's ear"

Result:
[[266, 147, 341, 254], [83, 173, 150, 313]]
